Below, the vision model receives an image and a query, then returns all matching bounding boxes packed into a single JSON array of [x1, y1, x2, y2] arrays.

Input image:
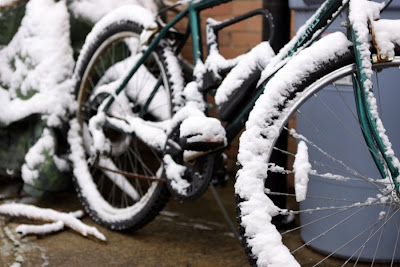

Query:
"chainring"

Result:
[[163, 125, 215, 201]]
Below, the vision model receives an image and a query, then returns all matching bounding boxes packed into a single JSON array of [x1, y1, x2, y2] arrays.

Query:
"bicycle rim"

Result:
[[73, 24, 172, 229], [267, 57, 400, 265]]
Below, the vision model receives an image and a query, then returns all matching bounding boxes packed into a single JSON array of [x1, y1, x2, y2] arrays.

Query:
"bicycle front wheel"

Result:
[[69, 18, 178, 230], [236, 50, 400, 265]]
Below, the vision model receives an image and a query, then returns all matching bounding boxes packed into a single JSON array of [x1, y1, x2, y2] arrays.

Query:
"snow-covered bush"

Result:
[[0, 0, 159, 197]]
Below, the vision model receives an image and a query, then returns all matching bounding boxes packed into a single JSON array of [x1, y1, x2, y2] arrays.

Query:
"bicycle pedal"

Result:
[[179, 116, 227, 151]]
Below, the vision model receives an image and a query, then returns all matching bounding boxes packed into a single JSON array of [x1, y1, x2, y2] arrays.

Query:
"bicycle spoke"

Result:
[[317, 208, 399, 266], [390, 215, 400, 267], [273, 145, 381, 184], [291, 205, 369, 255], [287, 127, 385, 192], [125, 145, 146, 196]]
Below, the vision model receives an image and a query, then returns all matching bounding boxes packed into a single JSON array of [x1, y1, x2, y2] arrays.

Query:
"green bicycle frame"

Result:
[[102, 0, 398, 185], [350, 25, 400, 189]]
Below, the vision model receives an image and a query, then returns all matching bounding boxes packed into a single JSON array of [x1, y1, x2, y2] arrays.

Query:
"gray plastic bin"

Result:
[[291, 0, 400, 262]]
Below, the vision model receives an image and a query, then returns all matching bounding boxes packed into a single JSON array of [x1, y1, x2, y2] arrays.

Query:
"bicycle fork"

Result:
[[350, 20, 400, 194]]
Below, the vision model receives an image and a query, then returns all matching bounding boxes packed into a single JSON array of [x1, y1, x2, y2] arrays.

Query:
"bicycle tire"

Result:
[[69, 19, 181, 231], [236, 45, 400, 266]]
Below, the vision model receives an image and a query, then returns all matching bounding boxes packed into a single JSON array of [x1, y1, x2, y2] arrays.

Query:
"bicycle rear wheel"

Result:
[[69, 19, 177, 230], [236, 50, 400, 266]]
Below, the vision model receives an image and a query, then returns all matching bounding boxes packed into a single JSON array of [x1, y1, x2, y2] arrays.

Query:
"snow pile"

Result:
[[293, 141, 311, 202], [372, 19, 400, 59], [68, 0, 158, 23], [21, 128, 56, 186], [0, 0, 74, 128], [215, 42, 275, 105], [180, 116, 227, 145], [163, 154, 189, 195], [0, 0, 75, 189], [0, 203, 105, 241]]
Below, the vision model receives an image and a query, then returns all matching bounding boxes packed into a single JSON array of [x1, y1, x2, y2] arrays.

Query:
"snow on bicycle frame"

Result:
[[83, 0, 237, 157], [84, 1, 275, 166], [349, 0, 400, 191]]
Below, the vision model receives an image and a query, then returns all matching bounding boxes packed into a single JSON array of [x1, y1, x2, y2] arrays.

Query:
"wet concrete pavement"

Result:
[[0, 178, 249, 267], [0, 176, 394, 266]]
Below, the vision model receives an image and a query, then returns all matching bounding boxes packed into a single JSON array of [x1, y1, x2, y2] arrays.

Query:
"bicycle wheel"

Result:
[[69, 19, 178, 230], [236, 47, 400, 265]]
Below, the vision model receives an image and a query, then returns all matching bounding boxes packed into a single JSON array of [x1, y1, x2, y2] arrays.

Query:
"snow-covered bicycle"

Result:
[[68, 0, 400, 265]]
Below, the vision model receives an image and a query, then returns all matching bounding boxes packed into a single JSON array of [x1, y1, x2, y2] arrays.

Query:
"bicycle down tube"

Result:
[[225, 0, 349, 142]]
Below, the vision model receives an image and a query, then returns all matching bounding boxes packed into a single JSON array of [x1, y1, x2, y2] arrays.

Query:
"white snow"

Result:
[[21, 129, 55, 185], [16, 221, 65, 236], [180, 116, 227, 145], [0, 203, 105, 241], [204, 18, 246, 78], [182, 81, 207, 112], [68, 0, 158, 24], [105, 116, 167, 151], [289, 128, 367, 180], [372, 19, 400, 59], [215, 42, 275, 105], [163, 154, 189, 195], [87, 110, 111, 156], [52, 155, 71, 173], [267, 163, 292, 175], [0, 0, 74, 191], [162, 45, 186, 112], [16, 210, 83, 236], [293, 141, 311, 202], [378, 211, 386, 220], [0, 0, 74, 127]]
